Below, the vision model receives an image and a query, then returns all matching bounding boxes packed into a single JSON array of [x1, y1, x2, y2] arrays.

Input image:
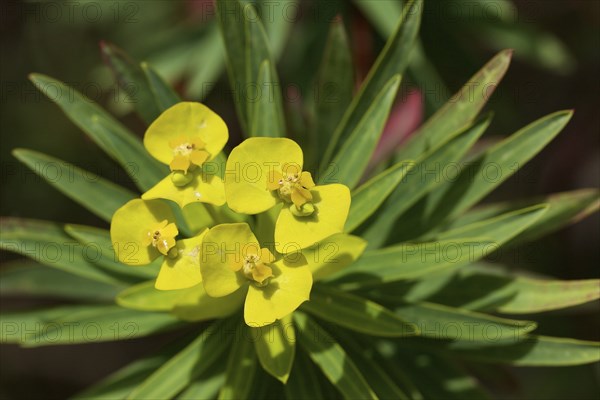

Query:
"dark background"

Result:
[[1, 1, 599, 399]]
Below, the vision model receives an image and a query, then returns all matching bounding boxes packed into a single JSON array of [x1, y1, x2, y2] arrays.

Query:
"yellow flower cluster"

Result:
[[110, 102, 359, 327]]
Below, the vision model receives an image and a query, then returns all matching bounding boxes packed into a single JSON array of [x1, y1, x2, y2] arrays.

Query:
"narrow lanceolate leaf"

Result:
[[396, 302, 537, 341], [395, 49, 513, 162], [178, 372, 226, 400], [0, 260, 120, 302], [322, 75, 400, 189], [29, 74, 168, 191], [311, 17, 355, 164], [406, 110, 574, 235], [334, 331, 410, 400], [388, 348, 488, 400], [73, 334, 200, 400], [219, 324, 258, 400], [250, 60, 285, 137], [294, 313, 377, 400], [433, 205, 548, 242], [334, 205, 547, 289], [284, 349, 325, 400], [141, 62, 181, 110], [128, 320, 232, 400], [253, 316, 295, 383], [216, 0, 284, 136], [12, 149, 135, 222], [0, 218, 124, 285], [116, 281, 190, 311], [0, 305, 95, 344], [100, 41, 162, 124], [346, 160, 413, 233], [302, 284, 418, 337], [361, 115, 491, 246], [321, 0, 422, 169], [436, 188, 600, 247], [65, 224, 159, 281], [407, 264, 600, 314], [72, 351, 176, 400], [329, 239, 493, 291], [448, 335, 600, 366], [3, 305, 183, 347]]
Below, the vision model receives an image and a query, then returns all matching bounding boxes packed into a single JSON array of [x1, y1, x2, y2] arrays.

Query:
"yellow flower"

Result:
[[224, 138, 351, 253], [199, 223, 312, 327], [110, 199, 205, 290], [142, 102, 228, 207]]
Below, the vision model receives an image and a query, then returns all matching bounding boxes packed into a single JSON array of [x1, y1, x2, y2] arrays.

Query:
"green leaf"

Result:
[[100, 41, 162, 124], [1, 305, 91, 344], [395, 49, 513, 162], [294, 313, 377, 400], [179, 371, 226, 400], [284, 349, 325, 400], [335, 205, 547, 290], [434, 204, 549, 242], [12, 149, 135, 222], [395, 302, 537, 341], [447, 335, 600, 366], [360, 115, 491, 246], [346, 160, 413, 232], [476, 21, 575, 74], [216, 0, 284, 136], [321, 75, 401, 189], [333, 331, 410, 400], [249, 60, 285, 137], [403, 263, 600, 314], [65, 224, 160, 281], [1, 305, 183, 347], [329, 238, 493, 290], [321, 0, 422, 169], [219, 324, 258, 400], [351, 0, 449, 112], [0, 260, 120, 302], [437, 189, 600, 247], [141, 62, 181, 110], [401, 110, 574, 237], [72, 352, 174, 399], [0, 218, 125, 285], [29, 73, 168, 191], [116, 281, 191, 311], [27, 306, 183, 346], [389, 348, 489, 400], [302, 284, 418, 337], [253, 316, 295, 383], [128, 320, 232, 400], [310, 17, 354, 166]]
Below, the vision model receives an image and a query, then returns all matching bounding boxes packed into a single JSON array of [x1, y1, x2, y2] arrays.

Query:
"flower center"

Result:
[[267, 169, 316, 212], [242, 253, 273, 286], [142, 220, 178, 257], [168, 136, 210, 172], [173, 142, 195, 157]]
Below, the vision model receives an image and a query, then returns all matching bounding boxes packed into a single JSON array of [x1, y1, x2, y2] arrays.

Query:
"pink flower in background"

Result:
[[369, 89, 423, 170]]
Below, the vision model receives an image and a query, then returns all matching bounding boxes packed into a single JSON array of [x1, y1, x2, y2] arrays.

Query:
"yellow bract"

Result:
[[142, 102, 228, 208], [275, 184, 351, 253], [144, 102, 228, 171], [110, 199, 178, 266], [224, 138, 351, 253], [225, 138, 303, 214], [155, 229, 209, 290], [142, 168, 226, 208], [199, 223, 312, 327]]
